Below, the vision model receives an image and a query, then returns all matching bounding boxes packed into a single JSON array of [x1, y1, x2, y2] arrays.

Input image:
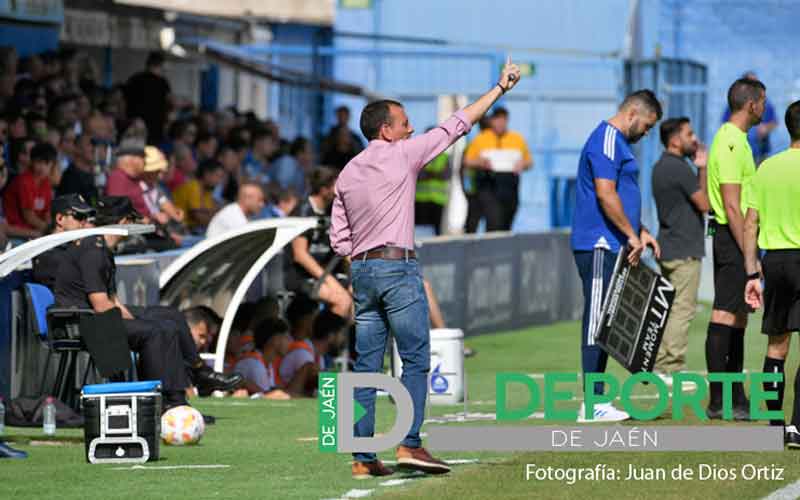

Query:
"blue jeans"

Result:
[[351, 258, 430, 463]]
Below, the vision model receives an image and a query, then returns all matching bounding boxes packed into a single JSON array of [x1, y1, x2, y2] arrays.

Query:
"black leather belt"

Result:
[[353, 246, 416, 261]]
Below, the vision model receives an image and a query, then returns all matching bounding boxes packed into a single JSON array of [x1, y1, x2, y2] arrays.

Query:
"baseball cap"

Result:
[[143, 146, 168, 172], [94, 196, 142, 225], [115, 138, 146, 158], [51, 193, 95, 218]]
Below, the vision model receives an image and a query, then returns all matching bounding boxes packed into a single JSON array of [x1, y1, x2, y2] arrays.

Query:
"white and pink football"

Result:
[[161, 405, 205, 446]]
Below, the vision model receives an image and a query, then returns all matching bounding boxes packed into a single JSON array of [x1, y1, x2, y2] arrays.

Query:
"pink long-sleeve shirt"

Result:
[[330, 110, 471, 257]]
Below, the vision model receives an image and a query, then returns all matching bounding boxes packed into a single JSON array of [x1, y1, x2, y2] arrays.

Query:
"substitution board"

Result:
[[595, 248, 676, 373]]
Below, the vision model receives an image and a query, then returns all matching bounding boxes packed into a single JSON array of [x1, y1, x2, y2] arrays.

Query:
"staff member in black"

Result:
[[287, 167, 352, 320], [53, 197, 242, 409], [32, 193, 95, 289]]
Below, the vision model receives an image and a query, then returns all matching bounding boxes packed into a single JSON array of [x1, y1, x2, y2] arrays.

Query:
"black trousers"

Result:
[[125, 305, 200, 392], [476, 187, 518, 232], [122, 314, 188, 393], [464, 194, 482, 234], [415, 201, 444, 235]]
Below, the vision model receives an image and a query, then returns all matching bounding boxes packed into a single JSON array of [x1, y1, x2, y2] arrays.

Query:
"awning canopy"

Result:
[[189, 39, 381, 99], [113, 0, 334, 26]]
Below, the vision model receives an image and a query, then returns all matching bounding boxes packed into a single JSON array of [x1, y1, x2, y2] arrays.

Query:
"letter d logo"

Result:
[[318, 372, 414, 453]]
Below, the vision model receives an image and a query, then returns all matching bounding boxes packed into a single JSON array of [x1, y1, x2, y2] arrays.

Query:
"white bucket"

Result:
[[392, 328, 464, 405]]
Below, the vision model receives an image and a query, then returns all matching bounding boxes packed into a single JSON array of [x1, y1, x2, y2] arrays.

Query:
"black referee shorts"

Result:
[[762, 249, 800, 335], [712, 222, 748, 314]]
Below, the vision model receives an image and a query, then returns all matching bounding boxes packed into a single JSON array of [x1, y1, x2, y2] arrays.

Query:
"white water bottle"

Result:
[[43, 397, 56, 436], [0, 397, 5, 436]]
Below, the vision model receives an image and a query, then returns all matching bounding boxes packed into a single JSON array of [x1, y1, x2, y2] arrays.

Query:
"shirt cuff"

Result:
[[453, 110, 472, 135]]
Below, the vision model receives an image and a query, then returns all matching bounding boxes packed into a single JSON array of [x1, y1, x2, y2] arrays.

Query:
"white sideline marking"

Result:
[[424, 412, 543, 424], [112, 464, 230, 471], [381, 459, 479, 466], [380, 479, 416, 487], [762, 479, 800, 500]]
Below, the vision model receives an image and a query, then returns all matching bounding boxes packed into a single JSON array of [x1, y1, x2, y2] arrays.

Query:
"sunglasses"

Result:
[[64, 211, 89, 221]]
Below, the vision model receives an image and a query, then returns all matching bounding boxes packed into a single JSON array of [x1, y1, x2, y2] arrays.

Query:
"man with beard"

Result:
[[651, 118, 710, 385], [705, 77, 767, 420], [571, 89, 662, 422]]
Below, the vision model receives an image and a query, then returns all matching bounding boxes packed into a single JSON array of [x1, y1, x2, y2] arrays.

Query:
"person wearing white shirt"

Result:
[[206, 182, 265, 238]]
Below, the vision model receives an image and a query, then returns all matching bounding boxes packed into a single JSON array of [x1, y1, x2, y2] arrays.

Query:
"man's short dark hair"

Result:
[[253, 317, 290, 350], [335, 105, 350, 114], [312, 310, 347, 341], [184, 306, 211, 327], [492, 106, 509, 118], [290, 137, 309, 156], [659, 117, 690, 148], [309, 166, 338, 195], [146, 51, 165, 68], [251, 126, 275, 144], [30, 142, 57, 163], [197, 158, 223, 178], [621, 89, 663, 120], [785, 100, 800, 142], [360, 99, 403, 140], [286, 295, 318, 327], [727, 77, 766, 113]]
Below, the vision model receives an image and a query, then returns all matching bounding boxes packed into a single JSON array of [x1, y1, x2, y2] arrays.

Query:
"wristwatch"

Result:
[[746, 272, 760, 281]]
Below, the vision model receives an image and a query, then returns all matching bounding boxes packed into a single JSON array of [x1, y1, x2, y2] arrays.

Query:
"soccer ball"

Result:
[[161, 405, 205, 446]]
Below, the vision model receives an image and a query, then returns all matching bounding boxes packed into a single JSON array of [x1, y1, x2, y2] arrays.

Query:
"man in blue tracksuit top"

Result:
[[571, 90, 663, 422]]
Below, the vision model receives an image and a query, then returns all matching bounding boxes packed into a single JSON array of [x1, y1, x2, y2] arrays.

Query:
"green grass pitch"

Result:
[[1, 304, 798, 500]]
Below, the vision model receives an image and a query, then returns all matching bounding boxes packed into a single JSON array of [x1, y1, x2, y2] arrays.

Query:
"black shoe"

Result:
[[786, 426, 800, 449], [194, 366, 243, 393], [202, 414, 216, 425], [706, 405, 723, 420], [0, 441, 28, 459], [732, 404, 751, 421]]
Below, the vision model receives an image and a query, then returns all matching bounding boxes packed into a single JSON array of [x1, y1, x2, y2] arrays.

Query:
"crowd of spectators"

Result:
[[0, 47, 364, 249]]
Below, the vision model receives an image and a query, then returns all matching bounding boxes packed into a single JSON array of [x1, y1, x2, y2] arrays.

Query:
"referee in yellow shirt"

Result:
[[744, 100, 800, 448], [463, 107, 533, 231], [705, 77, 767, 420]]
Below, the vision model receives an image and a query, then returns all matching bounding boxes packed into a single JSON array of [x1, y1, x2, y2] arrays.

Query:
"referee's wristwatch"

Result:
[[746, 272, 760, 281]]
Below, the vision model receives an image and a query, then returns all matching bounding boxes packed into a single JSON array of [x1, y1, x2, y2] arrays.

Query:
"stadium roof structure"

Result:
[[114, 0, 335, 26], [159, 217, 317, 374]]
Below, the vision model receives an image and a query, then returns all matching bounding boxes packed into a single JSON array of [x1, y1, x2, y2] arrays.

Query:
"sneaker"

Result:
[[352, 460, 394, 479], [396, 446, 451, 474], [732, 404, 751, 422], [0, 441, 27, 459], [577, 402, 630, 423], [785, 426, 800, 449]]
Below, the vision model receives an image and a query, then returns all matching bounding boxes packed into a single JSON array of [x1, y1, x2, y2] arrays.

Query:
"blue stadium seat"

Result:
[[23, 283, 53, 340]]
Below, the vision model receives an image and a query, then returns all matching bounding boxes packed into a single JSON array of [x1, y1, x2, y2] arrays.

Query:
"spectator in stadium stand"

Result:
[[31, 193, 94, 289], [0, 115, 8, 146], [243, 127, 279, 184], [51, 196, 242, 414], [6, 136, 34, 176], [462, 107, 533, 232], [651, 117, 710, 386], [261, 183, 298, 219], [234, 317, 292, 399], [722, 72, 778, 165], [705, 77, 767, 421], [0, 144, 39, 244], [287, 167, 352, 320], [273, 136, 311, 197], [172, 158, 224, 233], [140, 146, 186, 248], [214, 142, 245, 204], [2, 142, 56, 236], [165, 142, 197, 192], [462, 116, 490, 233], [415, 136, 450, 235], [743, 99, 800, 447], [321, 124, 363, 172], [321, 106, 364, 168], [330, 57, 522, 479], [163, 118, 197, 156], [195, 131, 218, 163], [56, 134, 97, 203], [570, 89, 662, 423], [124, 51, 172, 145], [104, 140, 150, 217], [25, 111, 46, 142], [206, 182, 265, 239]]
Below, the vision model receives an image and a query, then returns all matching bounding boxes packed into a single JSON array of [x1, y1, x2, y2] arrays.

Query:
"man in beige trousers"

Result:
[[651, 117, 709, 385]]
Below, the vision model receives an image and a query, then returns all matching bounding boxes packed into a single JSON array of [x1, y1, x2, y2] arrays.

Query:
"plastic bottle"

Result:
[[0, 396, 5, 436], [43, 397, 56, 436]]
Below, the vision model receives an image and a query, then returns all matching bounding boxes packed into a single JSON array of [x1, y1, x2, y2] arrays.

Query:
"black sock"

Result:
[[792, 367, 800, 428], [763, 357, 786, 426], [727, 328, 747, 405], [706, 323, 731, 408]]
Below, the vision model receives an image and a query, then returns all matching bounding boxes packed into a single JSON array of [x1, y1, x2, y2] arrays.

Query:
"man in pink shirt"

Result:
[[331, 58, 522, 480]]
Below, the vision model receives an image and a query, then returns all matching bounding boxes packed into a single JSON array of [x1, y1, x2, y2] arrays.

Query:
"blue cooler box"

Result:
[[81, 380, 162, 464]]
